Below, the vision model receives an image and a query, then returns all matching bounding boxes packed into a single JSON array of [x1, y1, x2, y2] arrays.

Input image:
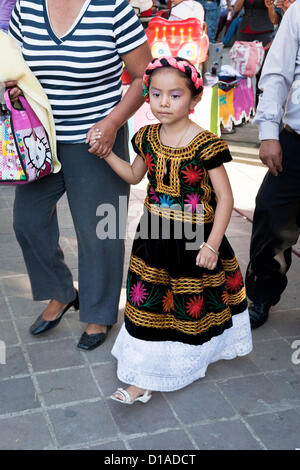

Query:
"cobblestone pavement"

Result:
[[0, 158, 300, 451]]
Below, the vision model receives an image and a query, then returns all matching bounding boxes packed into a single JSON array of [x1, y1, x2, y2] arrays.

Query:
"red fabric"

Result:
[[241, 24, 261, 34], [140, 7, 153, 17]]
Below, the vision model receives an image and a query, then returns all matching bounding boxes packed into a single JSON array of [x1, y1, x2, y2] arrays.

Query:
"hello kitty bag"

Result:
[[0, 90, 53, 184]]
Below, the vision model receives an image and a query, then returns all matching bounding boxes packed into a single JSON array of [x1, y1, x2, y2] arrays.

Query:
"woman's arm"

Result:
[[87, 42, 152, 158], [265, 0, 280, 24], [233, 0, 245, 12], [97, 151, 148, 185], [196, 164, 234, 270]]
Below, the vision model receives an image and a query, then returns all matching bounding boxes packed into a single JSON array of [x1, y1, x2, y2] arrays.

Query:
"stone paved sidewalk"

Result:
[[0, 166, 300, 450]]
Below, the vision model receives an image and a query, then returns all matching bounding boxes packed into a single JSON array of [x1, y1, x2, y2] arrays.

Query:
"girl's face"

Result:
[[149, 68, 200, 126]]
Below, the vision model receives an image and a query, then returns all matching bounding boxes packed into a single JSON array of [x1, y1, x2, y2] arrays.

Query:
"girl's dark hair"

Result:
[[145, 56, 203, 99]]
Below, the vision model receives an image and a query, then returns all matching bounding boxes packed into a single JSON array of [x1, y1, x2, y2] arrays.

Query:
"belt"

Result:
[[284, 124, 299, 136]]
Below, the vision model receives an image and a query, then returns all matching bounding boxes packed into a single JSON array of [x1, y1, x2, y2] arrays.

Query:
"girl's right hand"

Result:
[[196, 245, 218, 270], [4, 81, 22, 102]]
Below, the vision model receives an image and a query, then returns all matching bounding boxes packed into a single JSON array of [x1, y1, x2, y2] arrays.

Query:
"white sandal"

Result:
[[110, 387, 152, 405]]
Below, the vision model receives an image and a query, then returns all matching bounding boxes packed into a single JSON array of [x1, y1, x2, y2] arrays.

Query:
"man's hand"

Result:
[[259, 139, 283, 176]]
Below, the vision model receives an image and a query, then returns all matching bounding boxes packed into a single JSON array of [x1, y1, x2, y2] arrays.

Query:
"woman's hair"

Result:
[[142, 56, 203, 101]]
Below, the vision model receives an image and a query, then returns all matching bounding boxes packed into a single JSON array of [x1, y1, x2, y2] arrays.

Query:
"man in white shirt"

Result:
[[245, 0, 299, 328]]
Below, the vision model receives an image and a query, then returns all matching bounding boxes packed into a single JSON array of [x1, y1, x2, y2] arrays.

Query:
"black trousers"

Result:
[[13, 126, 130, 325], [245, 128, 300, 304]]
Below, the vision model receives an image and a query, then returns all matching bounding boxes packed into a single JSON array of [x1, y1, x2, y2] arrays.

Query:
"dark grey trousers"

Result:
[[13, 126, 130, 325]]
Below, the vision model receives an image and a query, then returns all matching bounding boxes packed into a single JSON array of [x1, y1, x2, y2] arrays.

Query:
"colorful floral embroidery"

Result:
[[184, 193, 201, 213], [162, 289, 174, 312], [221, 289, 229, 306], [181, 164, 204, 186], [226, 270, 244, 293], [186, 295, 204, 319], [159, 195, 176, 208], [149, 186, 160, 203], [130, 280, 148, 306], [145, 152, 155, 174]]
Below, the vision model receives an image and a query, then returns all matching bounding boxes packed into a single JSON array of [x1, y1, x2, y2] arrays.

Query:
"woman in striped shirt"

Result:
[[6, 0, 152, 351]]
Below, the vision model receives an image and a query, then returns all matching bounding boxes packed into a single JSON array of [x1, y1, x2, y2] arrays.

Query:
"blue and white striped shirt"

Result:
[[9, 0, 147, 143]]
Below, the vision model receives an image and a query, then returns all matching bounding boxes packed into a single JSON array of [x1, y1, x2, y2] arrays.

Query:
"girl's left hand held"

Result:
[[196, 246, 218, 270], [86, 117, 118, 158]]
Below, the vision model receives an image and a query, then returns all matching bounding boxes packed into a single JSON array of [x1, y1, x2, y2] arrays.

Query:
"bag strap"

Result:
[[4, 89, 13, 112], [4, 89, 39, 141]]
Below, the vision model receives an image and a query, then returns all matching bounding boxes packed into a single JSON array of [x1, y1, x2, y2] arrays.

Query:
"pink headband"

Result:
[[142, 56, 203, 102]]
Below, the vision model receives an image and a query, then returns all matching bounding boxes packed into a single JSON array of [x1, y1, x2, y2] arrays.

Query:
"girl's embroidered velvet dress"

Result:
[[112, 124, 252, 391]]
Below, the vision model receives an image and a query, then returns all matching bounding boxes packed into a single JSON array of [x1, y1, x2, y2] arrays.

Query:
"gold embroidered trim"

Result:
[[228, 288, 246, 304], [130, 255, 170, 285], [155, 156, 182, 197], [130, 255, 227, 293], [125, 303, 232, 336], [171, 274, 226, 294], [135, 124, 229, 166], [201, 139, 229, 162], [134, 127, 147, 162], [221, 257, 239, 272], [149, 124, 222, 159]]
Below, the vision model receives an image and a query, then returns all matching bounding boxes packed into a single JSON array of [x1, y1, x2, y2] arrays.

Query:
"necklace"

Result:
[[159, 124, 191, 175]]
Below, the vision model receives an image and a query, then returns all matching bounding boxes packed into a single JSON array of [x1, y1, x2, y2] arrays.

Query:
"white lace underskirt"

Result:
[[111, 309, 253, 392]]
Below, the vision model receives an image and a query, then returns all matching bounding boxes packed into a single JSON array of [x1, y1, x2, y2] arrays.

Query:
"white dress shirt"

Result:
[[253, 2, 300, 140]]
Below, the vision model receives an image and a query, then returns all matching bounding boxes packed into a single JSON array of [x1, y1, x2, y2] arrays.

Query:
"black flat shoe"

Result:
[[249, 302, 272, 329], [77, 326, 112, 351], [30, 290, 79, 336]]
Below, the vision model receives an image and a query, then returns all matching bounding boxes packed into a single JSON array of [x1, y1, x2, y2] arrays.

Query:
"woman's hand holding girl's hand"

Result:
[[86, 117, 118, 158], [4, 81, 22, 102], [196, 245, 218, 270]]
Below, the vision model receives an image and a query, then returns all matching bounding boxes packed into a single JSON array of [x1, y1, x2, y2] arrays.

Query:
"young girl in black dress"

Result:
[[90, 56, 252, 404]]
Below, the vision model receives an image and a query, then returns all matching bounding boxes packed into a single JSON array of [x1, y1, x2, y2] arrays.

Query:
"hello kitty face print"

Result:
[[24, 132, 52, 176]]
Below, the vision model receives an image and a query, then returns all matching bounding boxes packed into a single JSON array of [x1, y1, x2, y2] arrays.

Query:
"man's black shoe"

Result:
[[248, 302, 272, 329]]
